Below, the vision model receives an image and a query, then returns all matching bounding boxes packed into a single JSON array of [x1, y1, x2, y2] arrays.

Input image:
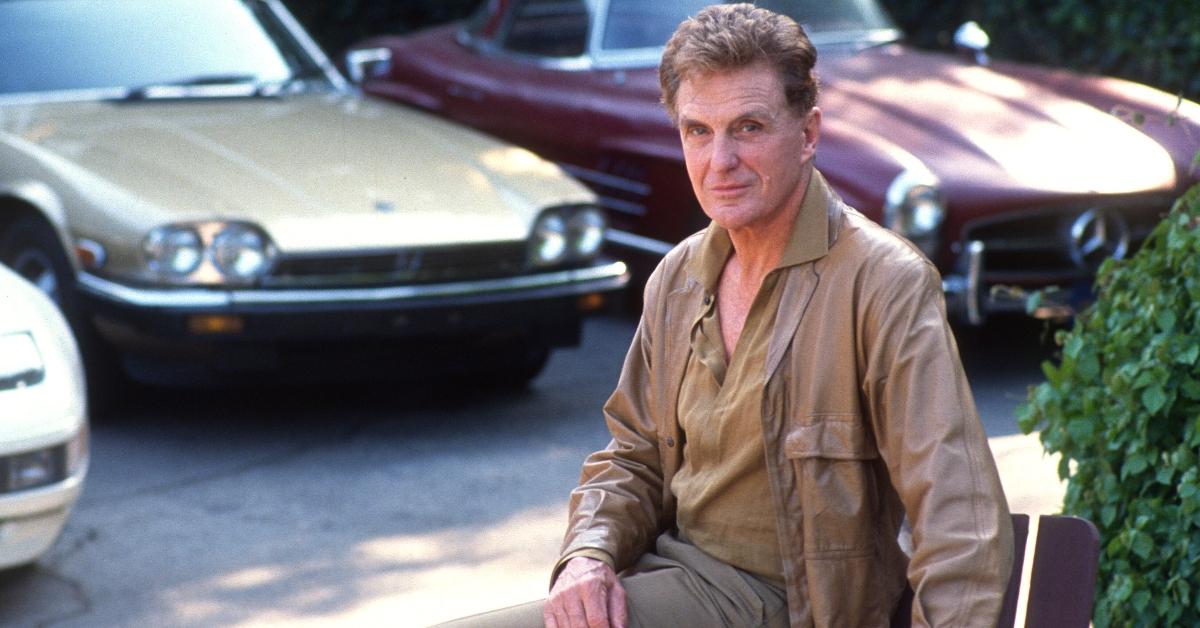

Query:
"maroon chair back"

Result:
[[891, 514, 1100, 628]]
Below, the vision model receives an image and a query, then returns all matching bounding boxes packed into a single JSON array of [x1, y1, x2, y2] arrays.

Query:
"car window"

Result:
[[503, 0, 589, 57], [601, 0, 894, 50], [0, 0, 315, 95]]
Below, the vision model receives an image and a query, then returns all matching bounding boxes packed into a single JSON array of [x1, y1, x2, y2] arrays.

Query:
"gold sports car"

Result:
[[0, 0, 628, 391]]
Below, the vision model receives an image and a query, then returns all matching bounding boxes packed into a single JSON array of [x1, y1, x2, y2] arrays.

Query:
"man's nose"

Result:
[[711, 135, 739, 171]]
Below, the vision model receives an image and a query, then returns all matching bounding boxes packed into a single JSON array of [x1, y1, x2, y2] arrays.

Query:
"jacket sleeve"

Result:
[[861, 257, 1014, 627], [553, 265, 671, 583]]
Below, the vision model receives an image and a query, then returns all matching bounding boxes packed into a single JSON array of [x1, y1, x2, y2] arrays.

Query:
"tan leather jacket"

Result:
[[559, 172, 1013, 627]]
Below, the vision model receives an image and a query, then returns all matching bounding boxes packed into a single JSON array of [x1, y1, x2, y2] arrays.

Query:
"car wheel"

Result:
[[463, 341, 550, 390], [0, 215, 79, 314], [0, 214, 128, 413], [501, 343, 550, 388]]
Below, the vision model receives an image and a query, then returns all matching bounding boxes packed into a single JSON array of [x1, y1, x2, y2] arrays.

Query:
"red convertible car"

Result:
[[352, 0, 1200, 325]]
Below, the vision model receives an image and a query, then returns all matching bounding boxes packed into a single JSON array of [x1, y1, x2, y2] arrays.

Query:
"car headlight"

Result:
[[0, 332, 45, 391], [884, 168, 945, 259], [530, 213, 569, 267], [143, 226, 203, 276], [142, 221, 275, 285], [567, 207, 606, 259], [530, 206, 607, 268], [212, 224, 270, 280]]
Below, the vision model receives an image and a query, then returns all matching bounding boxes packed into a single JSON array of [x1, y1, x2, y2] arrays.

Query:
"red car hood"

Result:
[[819, 46, 1176, 202], [611, 45, 1180, 216]]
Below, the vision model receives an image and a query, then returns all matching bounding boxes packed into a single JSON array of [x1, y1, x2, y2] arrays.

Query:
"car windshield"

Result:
[[0, 0, 326, 97], [601, 0, 895, 50]]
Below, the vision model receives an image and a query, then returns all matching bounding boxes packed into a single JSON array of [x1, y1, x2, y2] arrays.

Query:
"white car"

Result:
[[0, 263, 89, 570]]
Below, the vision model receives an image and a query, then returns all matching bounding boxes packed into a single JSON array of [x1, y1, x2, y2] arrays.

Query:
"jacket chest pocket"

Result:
[[784, 417, 880, 557]]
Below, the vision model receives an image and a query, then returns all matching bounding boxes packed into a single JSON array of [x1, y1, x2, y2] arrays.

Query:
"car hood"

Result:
[[0, 93, 592, 252], [817, 46, 1178, 203]]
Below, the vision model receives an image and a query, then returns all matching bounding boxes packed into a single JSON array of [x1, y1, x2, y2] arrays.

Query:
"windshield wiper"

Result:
[[121, 73, 265, 100]]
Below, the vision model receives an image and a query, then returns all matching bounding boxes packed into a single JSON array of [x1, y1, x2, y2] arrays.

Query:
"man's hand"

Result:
[[544, 556, 628, 628]]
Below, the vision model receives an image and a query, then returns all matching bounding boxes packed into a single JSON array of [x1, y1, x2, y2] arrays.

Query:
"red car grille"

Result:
[[961, 199, 1169, 285]]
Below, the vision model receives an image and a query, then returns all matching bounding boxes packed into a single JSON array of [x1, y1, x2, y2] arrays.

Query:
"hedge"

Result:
[[1018, 182, 1200, 626]]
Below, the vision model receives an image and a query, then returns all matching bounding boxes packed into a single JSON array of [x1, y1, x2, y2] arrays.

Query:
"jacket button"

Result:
[[703, 295, 712, 305], [666, 437, 675, 447]]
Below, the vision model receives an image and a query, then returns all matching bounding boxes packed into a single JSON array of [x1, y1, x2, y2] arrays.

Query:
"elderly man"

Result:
[[448, 4, 1012, 627]]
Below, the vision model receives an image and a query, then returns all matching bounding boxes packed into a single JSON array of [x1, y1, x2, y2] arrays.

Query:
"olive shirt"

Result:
[[672, 224, 798, 587]]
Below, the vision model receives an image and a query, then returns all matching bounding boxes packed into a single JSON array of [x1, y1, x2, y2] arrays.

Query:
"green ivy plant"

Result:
[[1018, 182, 1200, 627]]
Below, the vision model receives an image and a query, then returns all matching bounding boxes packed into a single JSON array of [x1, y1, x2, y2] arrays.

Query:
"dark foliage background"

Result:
[[884, 0, 1200, 101], [282, 0, 1199, 101], [282, 0, 481, 56]]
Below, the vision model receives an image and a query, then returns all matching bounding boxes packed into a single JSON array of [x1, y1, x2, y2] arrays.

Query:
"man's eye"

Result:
[[738, 122, 762, 133], [686, 126, 708, 137]]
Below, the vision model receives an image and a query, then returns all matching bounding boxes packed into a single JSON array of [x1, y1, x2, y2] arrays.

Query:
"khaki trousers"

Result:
[[438, 532, 789, 627]]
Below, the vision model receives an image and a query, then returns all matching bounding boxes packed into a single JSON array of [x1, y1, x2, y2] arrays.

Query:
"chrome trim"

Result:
[[606, 229, 675, 256], [0, 87, 128, 106], [76, 261, 628, 309], [597, 196, 647, 216], [557, 163, 651, 196], [965, 240, 985, 326], [953, 21, 990, 65], [344, 47, 393, 84]]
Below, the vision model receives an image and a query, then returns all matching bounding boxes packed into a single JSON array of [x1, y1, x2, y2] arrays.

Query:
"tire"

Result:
[[456, 340, 550, 390], [0, 216, 73, 305], [0, 214, 128, 413]]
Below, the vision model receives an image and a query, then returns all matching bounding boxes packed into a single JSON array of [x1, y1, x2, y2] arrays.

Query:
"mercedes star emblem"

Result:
[[1069, 208, 1130, 270]]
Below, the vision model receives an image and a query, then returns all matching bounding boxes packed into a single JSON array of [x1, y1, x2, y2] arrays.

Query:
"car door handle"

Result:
[[446, 83, 485, 102]]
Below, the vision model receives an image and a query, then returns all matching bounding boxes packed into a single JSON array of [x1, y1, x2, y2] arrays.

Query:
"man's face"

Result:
[[676, 62, 819, 234]]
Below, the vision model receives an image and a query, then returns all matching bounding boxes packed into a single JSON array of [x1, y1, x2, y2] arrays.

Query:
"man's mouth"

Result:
[[709, 182, 750, 196]]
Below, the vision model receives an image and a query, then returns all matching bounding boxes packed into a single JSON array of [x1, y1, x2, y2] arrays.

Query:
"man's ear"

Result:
[[801, 107, 821, 162]]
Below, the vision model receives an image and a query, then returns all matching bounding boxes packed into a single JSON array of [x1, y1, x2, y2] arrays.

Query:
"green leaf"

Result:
[[1112, 575, 1134, 602], [1158, 310, 1177, 331], [1142, 386, 1168, 414], [1101, 504, 1118, 526], [1156, 466, 1175, 485], [1078, 352, 1101, 380], [1132, 589, 1152, 613], [1123, 453, 1150, 478], [1182, 379, 1200, 400], [1065, 334, 1084, 359], [1131, 531, 1154, 559], [1133, 371, 1157, 389], [1178, 344, 1200, 366]]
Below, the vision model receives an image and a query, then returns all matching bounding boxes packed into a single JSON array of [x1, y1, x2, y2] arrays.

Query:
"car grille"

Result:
[[261, 242, 529, 288], [961, 198, 1171, 285]]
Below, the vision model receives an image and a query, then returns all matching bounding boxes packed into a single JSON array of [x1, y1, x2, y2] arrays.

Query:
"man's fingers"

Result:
[[608, 580, 629, 628], [579, 581, 610, 628], [565, 593, 595, 628]]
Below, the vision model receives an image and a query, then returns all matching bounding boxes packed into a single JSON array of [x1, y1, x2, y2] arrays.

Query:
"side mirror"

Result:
[[344, 47, 393, 84], [953, 21, 990, 66]]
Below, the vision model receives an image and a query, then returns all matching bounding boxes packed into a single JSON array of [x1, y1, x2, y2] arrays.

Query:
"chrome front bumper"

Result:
[[76, 261, 629, 310], [943, 240, 1076, 326]]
